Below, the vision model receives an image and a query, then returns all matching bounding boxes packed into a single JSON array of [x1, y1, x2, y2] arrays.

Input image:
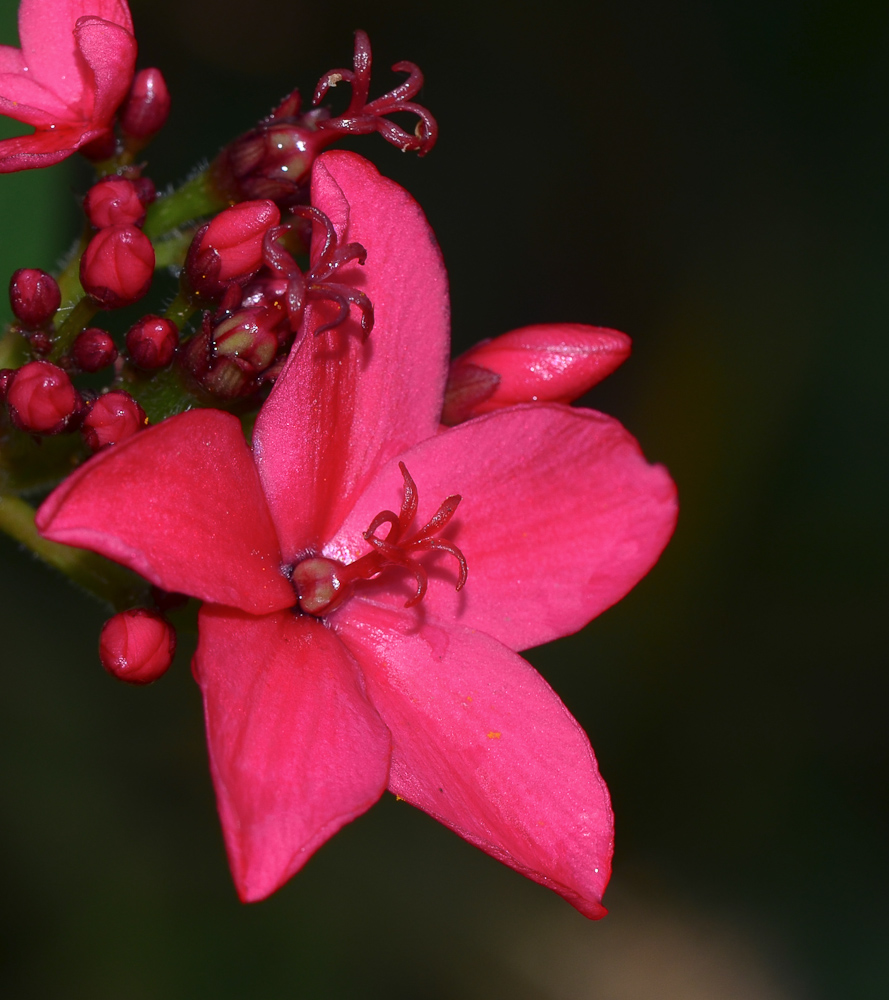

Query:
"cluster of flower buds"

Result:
[[179, 200, 373, 399]]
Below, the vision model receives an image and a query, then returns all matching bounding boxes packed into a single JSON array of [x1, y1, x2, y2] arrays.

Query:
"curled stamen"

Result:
[[261, 210, 374, 339], [291, 462, 467, 616], [313, 31, 438, 156]]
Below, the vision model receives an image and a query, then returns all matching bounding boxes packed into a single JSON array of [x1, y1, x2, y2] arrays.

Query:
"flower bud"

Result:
[[84, 177, 147, 229], [82, 390, 147, 451], [125, 315, 178, 369], [99, 609, 176, 685], [81, 225, 155, 309], [185, 200, 281, 298], [120, 68, 172, 141], [442, 324, 633, 425], [71, 327, 118, 372], [6, 360, 80, 434], [213, 307, 280, 372], [9, 268, 61, 327]]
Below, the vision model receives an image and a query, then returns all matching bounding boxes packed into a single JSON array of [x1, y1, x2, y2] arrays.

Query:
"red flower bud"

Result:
[[213, 307, 280, 372], [84, 177, 147, 229], [132, 176, 157, 207], [185, 200, 281, 298], [120, 68, 172, 140], [442, 325, 633, 425], [125, 315, 179, 369], [82, 390, 147, 451], [6, 360, 80, 434], [71, 327, 118, 372], [99, 609, 176, 685], [81, 225, 155, 309], [9, 268, 61, 328]]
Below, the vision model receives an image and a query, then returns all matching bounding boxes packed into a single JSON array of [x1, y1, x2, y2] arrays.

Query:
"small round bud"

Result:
[[213, 307, 280, 372], [84, 177, 147, 229], [71, 327, 118, 372], [185, 200, 281, 298], [9, 268, 61, 327], [99, 609, 176, 685], [120, 68, 171, 140], [6, 360, 79, 434], [27, 330, 53, 356], [80, 225, 155, 309], [82, 390, 147, 451], [125, 315, 178, 369]]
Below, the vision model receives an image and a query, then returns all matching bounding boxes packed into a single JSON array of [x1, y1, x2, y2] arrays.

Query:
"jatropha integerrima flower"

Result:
[[37, 152, 677, 915], [210, 30, 436, 206]]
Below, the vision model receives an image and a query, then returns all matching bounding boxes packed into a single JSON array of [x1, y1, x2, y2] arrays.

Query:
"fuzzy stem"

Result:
[[143, 170, 229, 241], [0, 493, 151, 610]]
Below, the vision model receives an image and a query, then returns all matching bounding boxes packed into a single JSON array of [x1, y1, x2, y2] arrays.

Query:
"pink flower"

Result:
[[0, 0, 136, 172], [36, 152, 677, 917]]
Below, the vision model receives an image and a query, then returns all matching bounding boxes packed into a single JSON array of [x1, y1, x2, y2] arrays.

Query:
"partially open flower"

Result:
[[442, 325, 633, 425], [98, 608, 176, 684], [6, 359, 80, 433], [9, 268, 61, 328], [0, 0, 137, 172], [81, 224, 154, 308], [82, 389, 146, 450], [185, 200, 281, 299]]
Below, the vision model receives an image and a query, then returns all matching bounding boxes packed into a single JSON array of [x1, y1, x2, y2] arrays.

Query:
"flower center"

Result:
[[290, 462, 468, 617]]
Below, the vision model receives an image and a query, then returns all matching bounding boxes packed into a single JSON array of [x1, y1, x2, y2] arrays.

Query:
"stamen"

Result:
[[291, 462, 467, 616]]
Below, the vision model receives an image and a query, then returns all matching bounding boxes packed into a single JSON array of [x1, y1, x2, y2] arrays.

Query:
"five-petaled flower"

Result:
[[37, 152, 677, 917], [0, 0, 136, 172]]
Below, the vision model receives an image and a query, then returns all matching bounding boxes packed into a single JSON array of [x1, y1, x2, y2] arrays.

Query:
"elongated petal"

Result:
[[37, 410, 294, 614], [254, 151, 450, 559], [74, 16, 137, 124], [330, 404, 678, 652], [195, 606, 391, 902], [0, 124, 102, 171], [335, 600, 612, 918], [17, 0, 132, 100]]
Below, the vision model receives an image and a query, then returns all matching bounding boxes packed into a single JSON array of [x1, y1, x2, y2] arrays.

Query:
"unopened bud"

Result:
[[185, 200, 281, 298], [71, 327, 118, 372], [6, 360, 80, 434], [125, 315, 178, 369], [82, 390, 147, 451], [81, 225, 155, 309], [99, 609, 176, 684], [84, 177, 147, 229], [442, 324, 632, 425], [213, 307, 280, 372], [120, 68, 172, 141], [9, 268, 61, 327]]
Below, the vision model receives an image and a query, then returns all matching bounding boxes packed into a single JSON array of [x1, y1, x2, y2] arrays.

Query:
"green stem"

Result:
[[0, 493, 151, 609], [143, 169, 229, 241], [153, 228, 197, 270], [0, 327, 28, 370], [164, 291, 198, 330], [50, 297, 99, 362]]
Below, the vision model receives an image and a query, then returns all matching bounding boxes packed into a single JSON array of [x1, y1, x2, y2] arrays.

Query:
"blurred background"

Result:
[[1, 0, 887, 996]]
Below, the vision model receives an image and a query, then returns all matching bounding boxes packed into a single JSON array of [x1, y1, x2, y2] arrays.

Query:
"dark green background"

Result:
[[1, 0, 887, 995]]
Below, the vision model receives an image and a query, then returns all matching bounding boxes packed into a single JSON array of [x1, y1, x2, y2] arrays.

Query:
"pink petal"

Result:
[[0, 123, 102, 171], [253, 151, 450, 560], [17, 0, 132, 102], [36, 410, 294, 615], [194, 605, 391, 902], [331, 404, 678, 652], [0, 70, 74, 123], [335, 599, 612, 918], [74, 16, 137, 124]]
